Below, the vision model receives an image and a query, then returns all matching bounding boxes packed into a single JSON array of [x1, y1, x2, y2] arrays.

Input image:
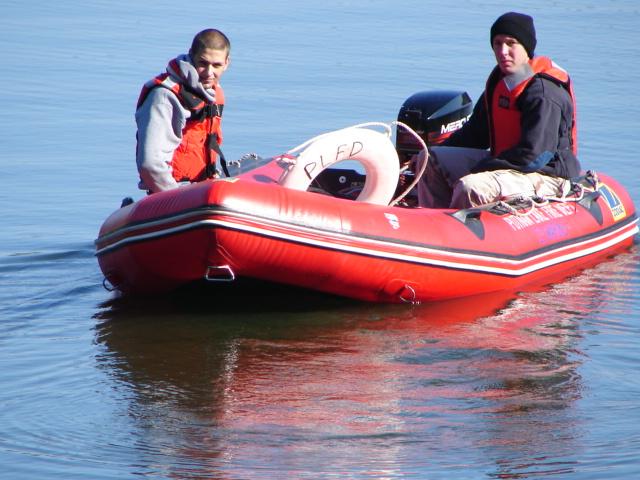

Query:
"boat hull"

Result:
[[96, 162, 638, 303]]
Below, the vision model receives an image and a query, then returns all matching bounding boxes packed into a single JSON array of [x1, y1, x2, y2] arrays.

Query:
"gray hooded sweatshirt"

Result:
[[135, 54, 218, 193]]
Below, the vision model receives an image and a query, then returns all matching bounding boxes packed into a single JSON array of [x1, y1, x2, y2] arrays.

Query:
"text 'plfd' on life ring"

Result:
[[278, 127, 400, 205]]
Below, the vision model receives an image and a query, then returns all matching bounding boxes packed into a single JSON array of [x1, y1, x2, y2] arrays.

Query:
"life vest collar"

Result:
[[502, 64, 534, 91]]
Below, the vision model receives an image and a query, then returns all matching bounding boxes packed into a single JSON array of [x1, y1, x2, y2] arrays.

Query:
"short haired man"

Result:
[[135, 29, 231, 193]]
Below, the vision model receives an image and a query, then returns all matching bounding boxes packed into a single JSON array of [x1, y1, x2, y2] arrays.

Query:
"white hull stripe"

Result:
[[95, 214, 639, 277], [96, 205, 637, 258]]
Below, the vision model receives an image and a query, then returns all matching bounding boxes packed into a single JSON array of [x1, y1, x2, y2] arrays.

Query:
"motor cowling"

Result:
[[396, 90, 473, 164]]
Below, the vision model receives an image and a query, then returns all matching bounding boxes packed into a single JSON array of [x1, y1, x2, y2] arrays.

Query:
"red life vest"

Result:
[[136, 60, 225, 183], [486, 56, 578, 157]]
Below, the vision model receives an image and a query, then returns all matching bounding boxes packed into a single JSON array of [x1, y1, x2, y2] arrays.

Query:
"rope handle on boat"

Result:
[[495, 172, 601, 217], [388, 121, 429, 206]]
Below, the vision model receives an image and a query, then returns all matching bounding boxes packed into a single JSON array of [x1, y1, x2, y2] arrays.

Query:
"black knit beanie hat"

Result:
[[490, 12, 537, 58]]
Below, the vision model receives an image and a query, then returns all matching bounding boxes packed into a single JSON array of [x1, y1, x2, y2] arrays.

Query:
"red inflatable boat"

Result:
[[96, 92, 638, 303]]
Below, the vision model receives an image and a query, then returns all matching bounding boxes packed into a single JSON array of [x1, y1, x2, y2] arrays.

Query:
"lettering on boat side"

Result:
[[384, 213, 400, 229], [501, 202, 576, 231], [599, 184, 626, 221]]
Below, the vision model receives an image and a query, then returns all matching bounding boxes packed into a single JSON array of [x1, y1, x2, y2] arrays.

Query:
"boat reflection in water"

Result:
[[94, 250, 637, 478]]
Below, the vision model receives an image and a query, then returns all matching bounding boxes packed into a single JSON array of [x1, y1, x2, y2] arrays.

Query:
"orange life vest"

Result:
[[486, 56, 578, 157], [136, 61, 225, 182]]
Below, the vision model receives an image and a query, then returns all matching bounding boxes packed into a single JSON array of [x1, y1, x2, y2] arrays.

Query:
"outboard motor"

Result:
[[396, 90, 473, 164]]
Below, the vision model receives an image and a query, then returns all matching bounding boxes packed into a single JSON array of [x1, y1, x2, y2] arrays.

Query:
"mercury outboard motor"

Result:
[[396, 90, 473, 164]]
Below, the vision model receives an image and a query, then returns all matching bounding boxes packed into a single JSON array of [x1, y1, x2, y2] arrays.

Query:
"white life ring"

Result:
[[278, 127, 400, 205]]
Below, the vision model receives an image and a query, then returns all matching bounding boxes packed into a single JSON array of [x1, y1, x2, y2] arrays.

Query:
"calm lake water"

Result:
[[1, 1, 639, 478]]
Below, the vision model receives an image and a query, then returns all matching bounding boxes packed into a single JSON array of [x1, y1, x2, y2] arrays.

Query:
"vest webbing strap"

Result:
[[206, 134, 230, 178]]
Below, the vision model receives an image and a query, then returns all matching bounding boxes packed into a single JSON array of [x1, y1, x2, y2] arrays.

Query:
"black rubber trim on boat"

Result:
[[578, 190, 603, 225], [449, 209, 485, 240]]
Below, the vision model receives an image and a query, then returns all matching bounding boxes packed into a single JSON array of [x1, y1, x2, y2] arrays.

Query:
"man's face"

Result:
[[192, 48, 229, 89], [492, 34, 529, 75]]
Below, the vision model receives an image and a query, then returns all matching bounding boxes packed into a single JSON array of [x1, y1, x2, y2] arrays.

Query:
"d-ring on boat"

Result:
[[95, 91, 638, 303]]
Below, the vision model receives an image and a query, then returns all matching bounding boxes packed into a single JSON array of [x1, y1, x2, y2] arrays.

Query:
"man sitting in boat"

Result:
[[418, 12, 581, 209], [135, 29, 231, 194]]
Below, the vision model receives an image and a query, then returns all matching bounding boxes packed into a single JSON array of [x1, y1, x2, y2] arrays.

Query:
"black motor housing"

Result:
[[396, 90, 473, 164]]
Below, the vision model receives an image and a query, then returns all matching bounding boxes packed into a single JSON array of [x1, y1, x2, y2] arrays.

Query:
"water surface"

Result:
[[1, 1, 639, 478]]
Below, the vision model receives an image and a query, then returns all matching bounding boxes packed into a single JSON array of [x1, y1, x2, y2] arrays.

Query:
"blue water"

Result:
[[1, 1, 639, 478]]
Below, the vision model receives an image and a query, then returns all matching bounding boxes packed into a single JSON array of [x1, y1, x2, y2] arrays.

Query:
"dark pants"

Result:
[[417, 146, 489, 208]]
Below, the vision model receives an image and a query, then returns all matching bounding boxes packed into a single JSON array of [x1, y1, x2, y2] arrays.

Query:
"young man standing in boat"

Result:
[[135, 29, 230, 194], [418, 12, 581, 209]]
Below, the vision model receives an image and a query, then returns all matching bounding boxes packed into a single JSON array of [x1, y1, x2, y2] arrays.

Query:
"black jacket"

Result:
[[443, 72, 581, 179]]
